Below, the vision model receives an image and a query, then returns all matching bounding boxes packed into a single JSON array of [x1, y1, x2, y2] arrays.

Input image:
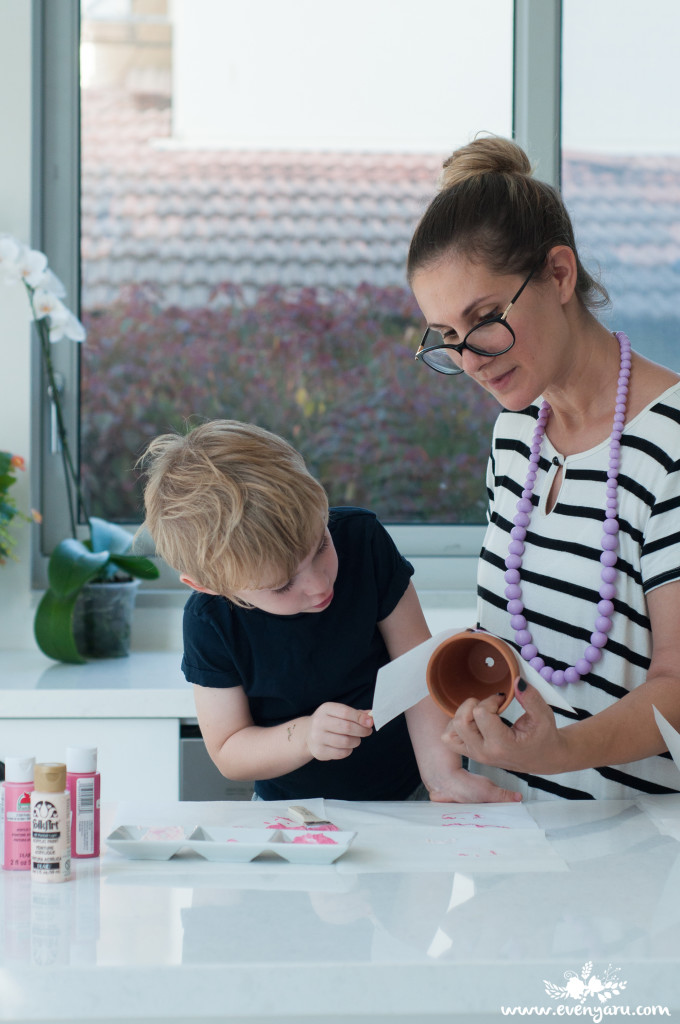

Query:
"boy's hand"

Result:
[[305, 704, 373, 761]]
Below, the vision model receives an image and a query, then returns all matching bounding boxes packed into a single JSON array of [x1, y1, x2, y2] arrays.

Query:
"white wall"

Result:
[[0, 1, 39, 650]]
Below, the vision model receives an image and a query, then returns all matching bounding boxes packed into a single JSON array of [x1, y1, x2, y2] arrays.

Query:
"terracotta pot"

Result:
[[426, 629, 518, 717]]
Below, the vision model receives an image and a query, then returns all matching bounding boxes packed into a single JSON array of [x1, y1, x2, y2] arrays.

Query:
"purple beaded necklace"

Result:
[[504, 332, 632, 686]]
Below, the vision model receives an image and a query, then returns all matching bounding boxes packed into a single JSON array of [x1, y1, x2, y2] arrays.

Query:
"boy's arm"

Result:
[[193, 683, 373, 782], [378, 582, 521, 803]]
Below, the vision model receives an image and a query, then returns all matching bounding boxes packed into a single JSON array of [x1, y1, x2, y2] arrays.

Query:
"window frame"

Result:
[[32, 0, 562, 593]]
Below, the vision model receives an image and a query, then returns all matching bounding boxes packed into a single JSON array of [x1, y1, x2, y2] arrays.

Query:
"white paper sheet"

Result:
[[653, 705, 680, 770], [372, 628, 576, 730]]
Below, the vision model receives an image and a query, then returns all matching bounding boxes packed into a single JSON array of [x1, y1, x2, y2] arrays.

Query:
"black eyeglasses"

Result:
[[414, 264, 538, 376]]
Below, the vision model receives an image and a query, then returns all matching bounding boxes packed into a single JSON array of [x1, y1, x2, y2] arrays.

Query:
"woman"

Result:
[[407, 135, 680, 800]]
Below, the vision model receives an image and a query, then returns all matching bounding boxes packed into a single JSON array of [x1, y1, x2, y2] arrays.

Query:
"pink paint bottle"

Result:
[[66, 747, 100, 859], [1, 756, 36, 871]]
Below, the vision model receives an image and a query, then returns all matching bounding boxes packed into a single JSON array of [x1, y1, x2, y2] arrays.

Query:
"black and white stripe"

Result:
[[473, 384, 680, 800]]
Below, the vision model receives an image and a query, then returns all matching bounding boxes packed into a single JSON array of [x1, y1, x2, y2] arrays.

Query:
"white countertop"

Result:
[[1, 796, 679, 1024], [0, 651, 194, 718]]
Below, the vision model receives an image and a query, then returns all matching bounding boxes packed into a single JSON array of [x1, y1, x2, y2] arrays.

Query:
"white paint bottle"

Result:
[[31, 763, 71, 883]]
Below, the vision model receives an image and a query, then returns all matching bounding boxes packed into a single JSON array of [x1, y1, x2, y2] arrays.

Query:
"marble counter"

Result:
[[1, 797, 679, 1024], [0, 651, 193, 719]]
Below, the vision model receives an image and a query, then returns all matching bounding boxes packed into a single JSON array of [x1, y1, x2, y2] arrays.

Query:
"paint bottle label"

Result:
[[31, 766, 71, 884], [75, 777, 95, 856], [2, 757, 36, 871], [31, 792, 71, 882]]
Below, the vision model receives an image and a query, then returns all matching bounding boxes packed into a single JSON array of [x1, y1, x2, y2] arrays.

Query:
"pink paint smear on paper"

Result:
[[441, 813, 509, 829]]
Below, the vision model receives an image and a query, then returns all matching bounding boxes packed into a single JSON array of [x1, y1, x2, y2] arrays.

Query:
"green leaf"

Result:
[[88, 516, 134, 556], [47, 538, 110, 597], [34, 589, 86, 664], [108, 553, 160, 580]]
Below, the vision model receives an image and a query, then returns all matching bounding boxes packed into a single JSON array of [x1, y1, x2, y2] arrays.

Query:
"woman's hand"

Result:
[[305, 703, 374, 761], [442, 678, 570, 776]]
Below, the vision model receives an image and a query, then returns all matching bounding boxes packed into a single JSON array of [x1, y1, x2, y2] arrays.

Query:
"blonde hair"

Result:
[[138, 420, 329, 603], [408, 134, 609, 311]]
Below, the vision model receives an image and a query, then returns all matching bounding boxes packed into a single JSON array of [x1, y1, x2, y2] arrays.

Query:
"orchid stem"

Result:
[[28, 285, 91, 539]]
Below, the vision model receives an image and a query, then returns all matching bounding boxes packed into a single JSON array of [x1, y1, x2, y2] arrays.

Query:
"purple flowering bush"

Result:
[[80, 283, 499, 524]]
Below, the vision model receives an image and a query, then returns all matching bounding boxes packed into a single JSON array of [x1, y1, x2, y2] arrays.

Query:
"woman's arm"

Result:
[[193, 684, 373, 782], [444, 580, 680, 774], [378, 582, 521, 801]]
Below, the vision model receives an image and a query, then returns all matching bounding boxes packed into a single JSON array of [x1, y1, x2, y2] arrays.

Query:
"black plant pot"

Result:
[[72, 579, 141, 659]]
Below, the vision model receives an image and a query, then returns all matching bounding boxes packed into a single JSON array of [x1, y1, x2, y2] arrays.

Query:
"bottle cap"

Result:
[[3, 756, 35, 783], [66, 746, 97, 773], [34, 763, 67, 792]]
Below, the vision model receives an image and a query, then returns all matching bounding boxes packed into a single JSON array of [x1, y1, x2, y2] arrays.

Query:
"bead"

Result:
[[521, 644, 538, 661], [590, 631, 608, 647], [603, 518, 619, 535], [505, 554, 522, 570], [510, 614, 527, 630], [600, 550, 617, 567], [601, 566, 616, 584], [551, 670, 566, 686], [516, 629, 532, 647], [504, 569, 520, 584], [564, 667, 581, 684], [597, 599, 614, 616], [575, 658, 591, 676], [507, 598, 524, 615], [540, 666, 554, 682], [530, 656, 545, 671], [585, 645, 602, 664], [514, 512, 530, 528], [511, 526, 526, 541], [508, 540, 525, 556], [516, 498, 532, 513], [505, 584, 521, 600], [599, 582, 616, 600], [601, 534, 618, 551], [595, 616, 612, 633]]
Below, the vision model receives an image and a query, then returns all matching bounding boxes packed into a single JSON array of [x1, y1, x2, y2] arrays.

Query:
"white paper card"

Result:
[[653, 705, 680, 772], [372, 628, 575, 731]]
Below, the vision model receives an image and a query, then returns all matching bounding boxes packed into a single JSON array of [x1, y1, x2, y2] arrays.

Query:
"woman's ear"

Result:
[[545, 245, 578, 305], [179, 573, 219, 595]]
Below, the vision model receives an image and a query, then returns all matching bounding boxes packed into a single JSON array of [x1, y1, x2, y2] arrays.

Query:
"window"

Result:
[[38, 0, 515, 586], [54, 2, 678, 592], [77, 0, 512, 538], [561, 0, 680, 371]]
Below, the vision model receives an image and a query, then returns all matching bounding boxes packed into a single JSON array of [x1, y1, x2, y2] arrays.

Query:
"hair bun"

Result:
[[439, 135, 532, 190]]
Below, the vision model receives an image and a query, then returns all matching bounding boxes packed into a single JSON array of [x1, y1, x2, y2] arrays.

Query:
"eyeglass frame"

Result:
[[414, 262, 540, 376]]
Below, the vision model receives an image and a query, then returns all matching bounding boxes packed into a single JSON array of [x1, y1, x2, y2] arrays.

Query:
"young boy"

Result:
[[139, 420, 517, 803]]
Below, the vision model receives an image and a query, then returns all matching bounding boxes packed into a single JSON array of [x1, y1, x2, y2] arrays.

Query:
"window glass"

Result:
[[79, 0, 512, 525], [561, 0, 680, 371]]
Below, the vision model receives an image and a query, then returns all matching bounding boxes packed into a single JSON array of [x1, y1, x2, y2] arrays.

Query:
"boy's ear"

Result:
[[179, 574, 219, 596]]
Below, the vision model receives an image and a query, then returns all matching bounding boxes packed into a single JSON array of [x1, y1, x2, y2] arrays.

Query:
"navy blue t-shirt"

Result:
[[181, 507, 421, 800]]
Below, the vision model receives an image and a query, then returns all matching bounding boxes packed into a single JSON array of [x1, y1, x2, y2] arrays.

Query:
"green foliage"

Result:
[[81, 283, 500, 525], [34, 517, 159, 664], [0, 451, 34, 565]]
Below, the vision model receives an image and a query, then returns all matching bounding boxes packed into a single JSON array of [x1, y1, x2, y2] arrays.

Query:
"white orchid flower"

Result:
[[17, 246, 48, 288], [36, 267, 67, 298], [49, 308, 86, 343], [32, 287, 64, 321], [0, 236, 21, 283]]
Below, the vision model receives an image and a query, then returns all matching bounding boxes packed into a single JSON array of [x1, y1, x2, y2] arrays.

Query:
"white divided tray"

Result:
[[105, 824, 357, 865]]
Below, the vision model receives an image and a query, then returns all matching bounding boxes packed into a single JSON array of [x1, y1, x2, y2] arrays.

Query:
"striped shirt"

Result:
[[474, 380, 680, 800]]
